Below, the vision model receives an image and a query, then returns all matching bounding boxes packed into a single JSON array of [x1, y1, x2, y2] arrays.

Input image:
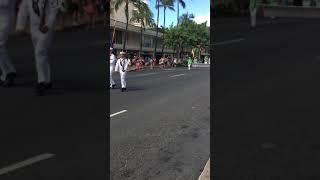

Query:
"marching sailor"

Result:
[[0, 0, 17, 87], [16, 0, 67, 95], [110, 47, 116, 88], [249, 0, 257, 28], [115, 51, 129, 92]]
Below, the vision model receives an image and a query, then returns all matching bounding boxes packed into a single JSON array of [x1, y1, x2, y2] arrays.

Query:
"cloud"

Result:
[[194, 13, 210, 26]]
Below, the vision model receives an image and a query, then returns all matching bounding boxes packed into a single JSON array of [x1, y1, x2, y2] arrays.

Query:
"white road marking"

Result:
[[110, 110, 127, 118], [170, 74, 186, 77], [0, 153, 55, 176], [213, 38, 245, 46], [198, 158, 210, 180]]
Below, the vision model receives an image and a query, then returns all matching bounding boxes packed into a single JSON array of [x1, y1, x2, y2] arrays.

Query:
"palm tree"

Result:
[[153, 0, 160, 59], [179, 12, 194, 25], [130, 1, 154, 57], [176, 0, 186, 25], [157, 0, 175, 56], [113, 0, 141, 52]]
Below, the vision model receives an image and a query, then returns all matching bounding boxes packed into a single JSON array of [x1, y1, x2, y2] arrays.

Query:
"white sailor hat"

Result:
[[110, 47, 113, 50], [120, 51, 126, 55]]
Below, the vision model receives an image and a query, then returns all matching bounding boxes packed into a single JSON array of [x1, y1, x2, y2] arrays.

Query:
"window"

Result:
[[143, 35, 152, 48], [152, 37, 162, 48]]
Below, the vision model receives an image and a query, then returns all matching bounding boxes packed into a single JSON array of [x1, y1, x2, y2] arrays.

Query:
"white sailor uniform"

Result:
[[16, 0, 66, 83], [115, 57, 129, 89], [110, 52, 116, 87], [0, 0, 16, 81]]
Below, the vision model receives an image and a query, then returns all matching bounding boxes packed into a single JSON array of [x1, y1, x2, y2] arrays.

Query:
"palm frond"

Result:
[[179, 0, 186, 8]]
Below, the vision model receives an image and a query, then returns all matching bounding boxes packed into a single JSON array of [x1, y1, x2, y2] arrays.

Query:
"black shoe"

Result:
[[2, 72, 16, 87], [112, 84, 116, 88], [35, 83, 46, 96], [121, 88, 124, 92], [44, 82, 52, 90]]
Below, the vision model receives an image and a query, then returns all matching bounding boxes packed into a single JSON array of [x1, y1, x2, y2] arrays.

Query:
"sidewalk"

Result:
[[198, 158, 210, 180]]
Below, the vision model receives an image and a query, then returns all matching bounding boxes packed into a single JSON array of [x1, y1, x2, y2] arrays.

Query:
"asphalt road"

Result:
[[0, 24, 210, 179], [110, 67, 210, 180], [0, 26, 107, 179], [214, 17, 320, 179]]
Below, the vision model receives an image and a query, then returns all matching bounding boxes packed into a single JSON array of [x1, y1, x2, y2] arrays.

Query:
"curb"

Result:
[[198, 158, 210, 180]]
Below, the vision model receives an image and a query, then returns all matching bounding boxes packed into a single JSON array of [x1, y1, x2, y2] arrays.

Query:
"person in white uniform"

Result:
[[249, 0, 257, 28], [115, 51, 129, 92], [109, 47, 116, 89], [16, 0, 67, 95], [0, 0, 17, 87]]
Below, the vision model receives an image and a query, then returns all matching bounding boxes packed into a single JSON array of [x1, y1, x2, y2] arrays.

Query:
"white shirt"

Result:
[[16, 0, 65, 30], [115, 58, 130, 72], [110, 54, 116, 67]]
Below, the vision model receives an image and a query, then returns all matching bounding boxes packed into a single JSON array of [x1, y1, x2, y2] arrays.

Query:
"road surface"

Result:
[[214, 17, 320, 179], [0, 26, 107, 179], [0, 24, 210, 179], [110, 67, 210, 180]]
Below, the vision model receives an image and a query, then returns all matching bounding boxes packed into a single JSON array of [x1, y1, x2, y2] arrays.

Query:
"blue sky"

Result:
[[147, 0, 210, 27]]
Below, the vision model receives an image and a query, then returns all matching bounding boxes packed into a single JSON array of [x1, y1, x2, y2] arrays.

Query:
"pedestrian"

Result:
[[0, 0, 17, 87], [249, 0, 257, 28], [16, 0, 67, 95], [204, 56, 209, 64], [70, 0, 80, 26], [109, 47, 116, 89], [173, 57, 177, 69], [115, 51, 130, 92], [187, 56, 193, 70], [150, 57, 153, 69], [153, 57, 156, 68]]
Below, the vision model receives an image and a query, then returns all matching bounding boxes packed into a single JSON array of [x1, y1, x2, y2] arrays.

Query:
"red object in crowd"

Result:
[[83, 0, 97, 16]]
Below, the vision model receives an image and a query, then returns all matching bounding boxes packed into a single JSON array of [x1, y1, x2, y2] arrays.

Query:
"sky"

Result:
[[147, 0, 210, 27]]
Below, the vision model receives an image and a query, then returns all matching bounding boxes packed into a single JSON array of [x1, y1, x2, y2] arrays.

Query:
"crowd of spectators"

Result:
[[56, 0, 108, 30]]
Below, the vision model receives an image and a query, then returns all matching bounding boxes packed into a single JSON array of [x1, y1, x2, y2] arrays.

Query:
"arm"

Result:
[[124, 60, 129, 71], [114, 60, 119, 72], [45, 0, 60, 30], [15, 0, 28, 32]]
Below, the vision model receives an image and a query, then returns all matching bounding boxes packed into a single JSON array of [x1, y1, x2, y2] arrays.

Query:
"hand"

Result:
[[39, 25, 49, 33]]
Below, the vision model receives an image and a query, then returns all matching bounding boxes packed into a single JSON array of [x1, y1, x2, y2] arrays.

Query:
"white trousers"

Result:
[[17, 0, 54, 83], [250, 8, 257, 28], [120, 71, 127, 88], [0, 11, 16, 81], [110, 66, 115, 87], [188, 64, 191, 70], [31, 26, 53, 83]]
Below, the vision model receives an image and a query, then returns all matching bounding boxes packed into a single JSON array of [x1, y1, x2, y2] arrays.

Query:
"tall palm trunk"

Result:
[[154, 0, 160, 59], [177, 2, 179, 25], [161, 7, 166, 56], [123, 1, 129, 51], [140, 24, 143, 57]]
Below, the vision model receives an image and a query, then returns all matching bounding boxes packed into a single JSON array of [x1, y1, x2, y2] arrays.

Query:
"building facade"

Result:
[[110, 1, 174, 57]]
